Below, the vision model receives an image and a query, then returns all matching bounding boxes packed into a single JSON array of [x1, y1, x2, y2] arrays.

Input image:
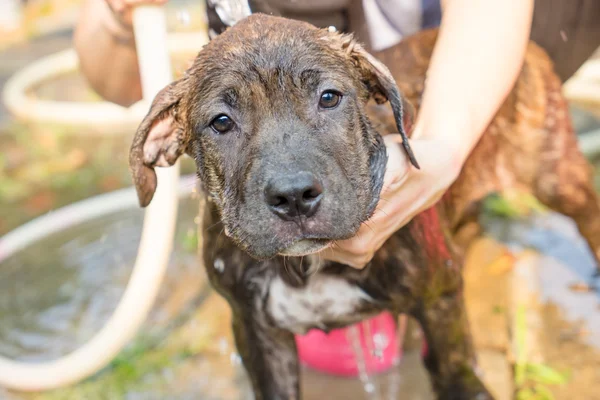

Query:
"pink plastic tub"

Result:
[[295, 312, 403, 377]]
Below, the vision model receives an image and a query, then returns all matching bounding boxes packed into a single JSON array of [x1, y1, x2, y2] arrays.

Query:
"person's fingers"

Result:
[[111, 0, 169, 27], [108, 0, 169, 22], [320, 136, 463, 269], [334, 227, 376, 256], [106, 0, 126, 11], [381, 135, 410, 194], [123, 0, 167, 5], [320, 223, 380, 268], [320, 246, 373, 269], [323, 140, 419, 266], [372, 174, 421, 228], [329, 182, 446, 268], [321, 137, 455, 266]]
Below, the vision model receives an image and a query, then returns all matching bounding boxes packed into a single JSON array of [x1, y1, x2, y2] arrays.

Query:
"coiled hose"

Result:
[[0, 6, 182, 391]]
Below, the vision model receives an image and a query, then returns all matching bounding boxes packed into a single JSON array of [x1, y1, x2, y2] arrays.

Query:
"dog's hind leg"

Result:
[[522, 61, 600, 275], [411, 290, 493, 400], [533, 125, 600, 275], [231, 311, 300, 400]]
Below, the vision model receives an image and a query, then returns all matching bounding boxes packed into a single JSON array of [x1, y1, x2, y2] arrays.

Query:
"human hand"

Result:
[[320, 132, 464, 269], [105, 0, 168, 27]]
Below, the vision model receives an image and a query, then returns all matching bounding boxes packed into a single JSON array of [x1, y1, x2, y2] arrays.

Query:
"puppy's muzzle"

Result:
[[264, 171, 323, 222]]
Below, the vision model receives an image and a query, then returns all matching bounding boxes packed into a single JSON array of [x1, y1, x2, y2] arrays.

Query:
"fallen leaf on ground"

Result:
[[100, 175, 122, 191], [61, 149, 88, 171], [487, 253, 516, 276], [568, 282, 594, 293], [24, 190, 56, 214]]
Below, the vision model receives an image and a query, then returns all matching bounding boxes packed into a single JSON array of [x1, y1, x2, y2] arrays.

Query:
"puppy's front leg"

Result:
[[232, 311, 299, 400], [412, 290, 493, 400]]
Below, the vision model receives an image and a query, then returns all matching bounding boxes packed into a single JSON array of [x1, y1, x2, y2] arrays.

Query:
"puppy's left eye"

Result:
[[319, 90, 342, 109], [210, 114, 235, 134]]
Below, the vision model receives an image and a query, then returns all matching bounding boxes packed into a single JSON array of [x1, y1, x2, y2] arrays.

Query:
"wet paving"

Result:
[[485, 212, 600, 349], [0, 190, 598, 399], [0, 191, 435, 400]]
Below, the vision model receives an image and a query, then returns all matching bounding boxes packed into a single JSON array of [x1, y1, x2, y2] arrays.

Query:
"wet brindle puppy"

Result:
[[130, 14, 600, 400]]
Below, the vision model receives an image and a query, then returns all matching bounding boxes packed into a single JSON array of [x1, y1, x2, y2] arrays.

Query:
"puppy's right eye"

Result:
[[210, 114, 234, 134], [319, 90, 342, 109]]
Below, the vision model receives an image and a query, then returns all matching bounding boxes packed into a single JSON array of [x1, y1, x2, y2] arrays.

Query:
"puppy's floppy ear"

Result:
[[338, 35, 419, 169], [129, 79, 189, 207]]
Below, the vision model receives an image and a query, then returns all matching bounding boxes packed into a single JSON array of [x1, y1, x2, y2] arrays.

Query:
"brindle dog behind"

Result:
[[129, 14, 600, 400]]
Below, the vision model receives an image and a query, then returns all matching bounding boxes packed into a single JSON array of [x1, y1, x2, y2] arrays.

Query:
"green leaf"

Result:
[[519, 193, 547, 213], [516, 387, 537, 400], [515, 305, 527, 362], [0, 179, 31, 201], [526, 363, 569, 386], [483, 193, 522, 219], [492, 305, 505, 314], [514, 304, 528, 386], [533, 383, 556, 400], [181, 229, 199, 253]]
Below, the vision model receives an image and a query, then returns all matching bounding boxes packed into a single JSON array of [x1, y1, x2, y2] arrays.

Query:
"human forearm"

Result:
[[73, 0, 143, 106], [413, 0, 534, 165]]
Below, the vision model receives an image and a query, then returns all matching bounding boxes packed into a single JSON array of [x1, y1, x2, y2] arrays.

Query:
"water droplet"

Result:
[[230, 352, 242, 365], [364, 382, 375, 393], [346, 325, 380, 399], [371, 332, 388, 360], [371, 349, 383, 360], [560, 30, 568, 42], [475, 365, 485, 378], [214, 258, 225, 273], [162, 368, 175, 382], [218, 337, 229, 355], [177, 9, 191, 26], [373, 332, 389, 349], [327, 25, 337, 33]]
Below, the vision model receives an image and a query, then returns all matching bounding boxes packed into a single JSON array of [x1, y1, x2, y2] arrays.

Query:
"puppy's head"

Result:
[[130, 14, 417, 259]]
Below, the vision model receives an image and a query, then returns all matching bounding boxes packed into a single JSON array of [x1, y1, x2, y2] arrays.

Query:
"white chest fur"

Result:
[[267, 274, 373, 334]]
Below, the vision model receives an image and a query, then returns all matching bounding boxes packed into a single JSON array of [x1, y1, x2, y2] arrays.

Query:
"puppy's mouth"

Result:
[[278, 239, 331, 257]]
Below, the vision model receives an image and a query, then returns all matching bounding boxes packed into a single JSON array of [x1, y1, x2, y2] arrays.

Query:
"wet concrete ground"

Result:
[[0, 194, 598, 399]]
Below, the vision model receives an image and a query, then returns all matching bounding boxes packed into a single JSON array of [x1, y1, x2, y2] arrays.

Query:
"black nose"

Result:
[[265, 172, 323, 220]]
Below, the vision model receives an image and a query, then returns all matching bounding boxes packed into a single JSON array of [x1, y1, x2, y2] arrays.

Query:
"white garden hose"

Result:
[[1, 31, 206, 135], [0, 6, 183, 391], [0, 0, 21, 31]]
